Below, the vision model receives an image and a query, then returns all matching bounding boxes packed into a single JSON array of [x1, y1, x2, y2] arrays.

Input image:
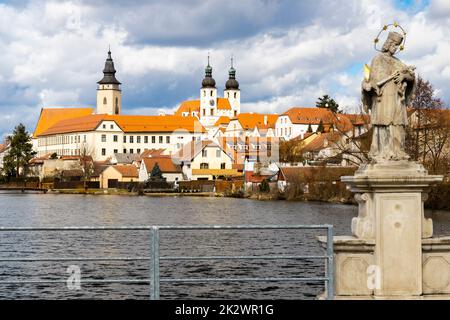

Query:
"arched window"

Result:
[[203, 90, 206, 97], [103, 97, 107, 105], [200, 163, 209, 169], [210, 90, 213, 96], [115, 97, 119, 114], [234, 92, 237, 99]]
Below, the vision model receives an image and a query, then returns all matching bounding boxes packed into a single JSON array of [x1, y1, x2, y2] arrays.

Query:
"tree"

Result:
[[316, 95, 340, 113], [279, 139, 305, 164], [406, 76, 449, 175], [150, 163, 163, 180], [2, 124, 36, 178], [79, 144, 94, 190], [307, 123, 313, 133], [316, 120, 325, 133]]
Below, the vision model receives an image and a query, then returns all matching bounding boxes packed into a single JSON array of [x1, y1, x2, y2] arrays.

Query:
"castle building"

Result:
[[33, 50, 205, 161], [175, 57, 241, 130]]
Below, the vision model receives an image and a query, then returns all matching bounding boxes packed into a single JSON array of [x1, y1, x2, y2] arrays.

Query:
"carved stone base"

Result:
[[332, 161, 444, 298]]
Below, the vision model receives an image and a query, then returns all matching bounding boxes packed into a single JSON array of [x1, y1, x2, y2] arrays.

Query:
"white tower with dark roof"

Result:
[[224, 56, 240, 117], [97, 49, 122, 115], [200, 55, 218, 127]]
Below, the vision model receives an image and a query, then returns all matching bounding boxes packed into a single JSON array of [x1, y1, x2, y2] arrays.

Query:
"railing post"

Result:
[[150, 226, 160, 300], [326, 225, 334, 300]]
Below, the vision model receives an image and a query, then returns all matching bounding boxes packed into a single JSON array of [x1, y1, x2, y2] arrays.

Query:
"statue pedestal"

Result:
[[323, 161, 445, 298]]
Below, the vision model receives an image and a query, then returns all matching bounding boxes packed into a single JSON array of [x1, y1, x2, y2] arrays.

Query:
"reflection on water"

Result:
[[0, 194, 448, 299]]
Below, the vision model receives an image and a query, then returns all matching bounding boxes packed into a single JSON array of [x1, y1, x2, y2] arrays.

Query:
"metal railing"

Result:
[[0, 225, 334, 299]]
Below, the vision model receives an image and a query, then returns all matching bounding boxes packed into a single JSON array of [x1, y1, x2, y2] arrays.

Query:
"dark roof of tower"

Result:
[[97, 50, 121, 85], [201, 57, 216, 88], [225, 66, 239, 90]]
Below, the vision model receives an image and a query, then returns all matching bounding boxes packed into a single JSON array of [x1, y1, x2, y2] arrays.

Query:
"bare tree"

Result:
[[79, 143, 95, 190]]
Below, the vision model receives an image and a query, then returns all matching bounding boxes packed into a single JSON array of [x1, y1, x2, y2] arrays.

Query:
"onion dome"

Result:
[[201, 55, 216, 88], [225, 58, 239, 90], [97, 49, 121, 85]]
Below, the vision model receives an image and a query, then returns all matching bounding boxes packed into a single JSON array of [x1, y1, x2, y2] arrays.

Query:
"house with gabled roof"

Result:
[[138, 156, 183, 182], [173, 140, 239, 180]]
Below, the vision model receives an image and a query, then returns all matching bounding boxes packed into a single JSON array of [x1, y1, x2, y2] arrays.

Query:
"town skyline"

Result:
[[0, 0, 449, 139]]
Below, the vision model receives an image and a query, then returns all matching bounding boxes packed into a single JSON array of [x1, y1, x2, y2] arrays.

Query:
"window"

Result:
[[203, 109, 206, 116], [210, 109, 214, 116], [113, 149, 118, 154], [234, 92, 237, 99], [102, 124, 106, 129], [110, 124, 114, 129], [144, 136, 148, 143], [159, 136, 163, 143], [137, 148, 141, 154], [123, 149, 127, 153], [123, 136, 127, 143], [130, 136, 134, 143], [166, 136, 170, 144], [101, 148, 106, 156], [216, 149, 221, 158], [83, 135, 86, 143], [234, 110, 237, 117], [130, 149, 134, 154], [103, 97, 107, 105], [115, 98, 119, 114], [137, 136, 141, 143], [202, 149, 207, 158], [210, 90, 213, 96], [221, 163, 226, 169], [203, 90, 206, 97], [152, 136, 156, 143], [101, 134, 106, 142], [113, 135, 118, 142], [200, 163, 209, 169]]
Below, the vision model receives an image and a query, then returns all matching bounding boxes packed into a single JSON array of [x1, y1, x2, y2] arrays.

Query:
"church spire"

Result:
[[202, 53, 216, 88], [225, 55, 239, 90], [98, 48, 121, 85]]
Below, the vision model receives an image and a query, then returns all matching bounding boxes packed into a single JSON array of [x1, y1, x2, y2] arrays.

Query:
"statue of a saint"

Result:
[[362, 31, 416, 162]]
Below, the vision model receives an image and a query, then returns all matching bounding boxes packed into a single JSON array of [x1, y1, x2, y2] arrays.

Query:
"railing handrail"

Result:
[[0, 224, 332, 231], [0, 224, 334, 300]]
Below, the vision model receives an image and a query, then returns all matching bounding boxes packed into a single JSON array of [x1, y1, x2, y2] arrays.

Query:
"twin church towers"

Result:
[[95, 50, 241, 126]]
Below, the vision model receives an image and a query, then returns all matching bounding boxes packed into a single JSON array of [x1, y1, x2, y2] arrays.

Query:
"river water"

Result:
[[0, 193, 449, 299]]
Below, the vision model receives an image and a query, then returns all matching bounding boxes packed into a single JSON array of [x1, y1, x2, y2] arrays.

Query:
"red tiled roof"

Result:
[[142, 157, 181, 173], [38, 114, 205, 136], [33, 107, 94, 138], [302, 132, 343, 152], [112, 165, 139, 178]]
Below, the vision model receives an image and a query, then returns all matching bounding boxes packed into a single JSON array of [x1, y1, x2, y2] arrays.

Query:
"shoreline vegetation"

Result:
[[1, 183, 448, 210]]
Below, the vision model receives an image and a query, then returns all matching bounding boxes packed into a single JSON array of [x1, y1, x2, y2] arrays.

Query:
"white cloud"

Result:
[[0, 0, 449, 137]]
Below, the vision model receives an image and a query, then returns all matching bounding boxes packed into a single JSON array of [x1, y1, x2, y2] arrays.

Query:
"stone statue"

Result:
[[362, 31, 416, 162]]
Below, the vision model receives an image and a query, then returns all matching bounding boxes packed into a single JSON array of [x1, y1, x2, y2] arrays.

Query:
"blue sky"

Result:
[[0, 0, 449, 138]]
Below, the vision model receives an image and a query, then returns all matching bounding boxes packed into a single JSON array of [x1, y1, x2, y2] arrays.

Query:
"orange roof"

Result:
[[38, 114, 205, 136], [142, 157, 181, 173], [112, 165, 139, 178], [341, 114, 370, 126], [214, 116, 231, 126], [302, 132, 343, 152], [33, 107, 94, 138], [232, 113, 278, 130], [140, 149, 166, 158], [217, 98, 232, 110], [174, 98, 232, 116], [282, 107, 334, 125], [175, 100, 200, 116]]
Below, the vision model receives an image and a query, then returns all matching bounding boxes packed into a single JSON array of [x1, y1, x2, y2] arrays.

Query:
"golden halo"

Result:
[[373, 22, 407, 53]]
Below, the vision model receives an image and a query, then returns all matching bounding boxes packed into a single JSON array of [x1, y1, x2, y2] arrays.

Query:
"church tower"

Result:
[[224, 56, 240, 117], [200, 55, 217, 124], [97, 49, 122, 115]]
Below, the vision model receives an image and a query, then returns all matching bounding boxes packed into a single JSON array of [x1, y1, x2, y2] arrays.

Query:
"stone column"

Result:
[[334, 161, 442, 298]]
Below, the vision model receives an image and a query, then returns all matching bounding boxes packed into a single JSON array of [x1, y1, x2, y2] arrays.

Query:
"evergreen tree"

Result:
[[3, 123, 36, 178], [150, 163, 163, 180], [316, 95, 340, 113], [316, 120, 325, 133], [307, 123, 313, 133]]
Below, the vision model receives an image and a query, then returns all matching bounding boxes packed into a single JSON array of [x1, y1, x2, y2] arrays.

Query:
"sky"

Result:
[[0, 0, 449, 138]]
